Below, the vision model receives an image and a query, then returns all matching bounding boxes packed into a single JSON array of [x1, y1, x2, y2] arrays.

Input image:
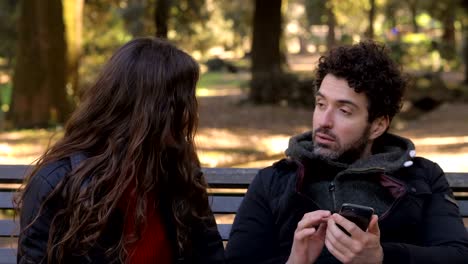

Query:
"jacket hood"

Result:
[[285, 131, 416, 174]]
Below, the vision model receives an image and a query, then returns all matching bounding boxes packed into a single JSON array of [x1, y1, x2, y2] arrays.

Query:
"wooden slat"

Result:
[[0, 248, 15, 264], [217, 223, 231, 241], [445, 173, 468, 191], [0, 165, 30, 183], [0, 220, 17, 237], [459, 200, 468, 217], [1, 166, 467, 189], [209, 196, 243, 214], [0, 192, 14, 210], [203, 168, 257, 188]]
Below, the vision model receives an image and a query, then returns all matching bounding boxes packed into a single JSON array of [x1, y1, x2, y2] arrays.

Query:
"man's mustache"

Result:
[[313, 127, 337, 141]]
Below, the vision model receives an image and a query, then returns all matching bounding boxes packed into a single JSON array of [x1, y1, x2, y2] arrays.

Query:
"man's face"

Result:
[[312, 74, 372, 161]]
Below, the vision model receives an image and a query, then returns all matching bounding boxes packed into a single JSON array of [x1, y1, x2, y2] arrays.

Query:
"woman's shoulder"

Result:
[[27, 158, 72, 196]]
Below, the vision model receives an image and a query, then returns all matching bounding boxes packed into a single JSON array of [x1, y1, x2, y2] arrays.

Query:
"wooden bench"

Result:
[[1, 165, 468, 263]]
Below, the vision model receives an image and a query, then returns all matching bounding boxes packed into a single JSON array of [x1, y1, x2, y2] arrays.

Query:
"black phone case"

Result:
[[338, 203, 374, 231]]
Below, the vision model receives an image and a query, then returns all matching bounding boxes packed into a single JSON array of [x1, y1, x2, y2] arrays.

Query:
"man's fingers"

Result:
[[325, 237, 348, 263], [294, 227, 316, 241], [316, 222, 328, 237], [326, 226, 350, 253], [332, 213, 364, 238], [327, 218, 354, 242], [297, 210, 331, 230]]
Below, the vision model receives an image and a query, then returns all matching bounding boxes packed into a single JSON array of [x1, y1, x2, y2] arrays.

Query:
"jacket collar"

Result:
[[285, 131, 416, 175]]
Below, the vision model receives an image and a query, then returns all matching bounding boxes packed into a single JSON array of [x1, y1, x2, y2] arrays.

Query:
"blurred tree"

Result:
[[155, 0, 171, 38], [219, 1, 253, 53], [80, 1, 132, 89], [63, 0, 84, 101], [383, 0, 399, 31], [325, 0, 337, 49], [121, 0, 147, 37], [459, 0, 468, 83], [250, 0, 284, 103], [9, 0, 71, 128], [304, 0, 336, 49], [422, 0, 456, 60], [406, 0, 420, 33], [366, 0, 376, 39], [0, 0, 17, 69]]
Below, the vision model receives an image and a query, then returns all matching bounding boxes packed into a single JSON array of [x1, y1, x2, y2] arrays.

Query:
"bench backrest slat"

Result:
[[0, 165, 30, 183], [0, 248, 16, 264], [1, 166, 467, 190], [0, 192, 15, 210], [0, 220, 17, 237]]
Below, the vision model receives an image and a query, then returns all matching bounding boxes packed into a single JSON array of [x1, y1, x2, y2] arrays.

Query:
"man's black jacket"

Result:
[[226, 132, 468, 263]]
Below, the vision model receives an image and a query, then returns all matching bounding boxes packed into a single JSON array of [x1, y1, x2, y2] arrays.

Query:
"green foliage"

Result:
[[0, 0, 17, 68], [198, 72, 245, 89], [0, 82, 12, 106], [80, 2, 132, 89], [220, 0, 253, 50], [304, 0, 327, 26]]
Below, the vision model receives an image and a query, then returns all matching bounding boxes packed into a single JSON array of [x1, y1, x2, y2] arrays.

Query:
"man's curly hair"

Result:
[[315, 41, 407, 122]]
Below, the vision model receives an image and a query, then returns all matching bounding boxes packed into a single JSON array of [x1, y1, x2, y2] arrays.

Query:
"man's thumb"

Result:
[[368, 215, 380, 235]]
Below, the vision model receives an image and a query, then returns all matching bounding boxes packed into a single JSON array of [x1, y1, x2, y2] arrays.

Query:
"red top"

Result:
[[120, 188, 173, 264]]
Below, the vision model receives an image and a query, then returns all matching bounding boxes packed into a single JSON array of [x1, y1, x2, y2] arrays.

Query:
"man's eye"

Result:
[[340, 109, 351, 115]]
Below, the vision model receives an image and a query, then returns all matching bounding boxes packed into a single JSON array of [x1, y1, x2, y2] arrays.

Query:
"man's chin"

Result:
[[313, 147, 340, 160]]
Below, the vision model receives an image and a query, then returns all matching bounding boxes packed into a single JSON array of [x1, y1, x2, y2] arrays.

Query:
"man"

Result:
[[225, 41, 468, 263]]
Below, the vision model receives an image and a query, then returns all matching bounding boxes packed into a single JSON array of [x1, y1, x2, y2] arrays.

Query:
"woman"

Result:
[[17, 38, 224, 263]]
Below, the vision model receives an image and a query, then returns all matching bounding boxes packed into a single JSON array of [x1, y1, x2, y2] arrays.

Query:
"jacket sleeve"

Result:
[[382, 162, 468, 264], [17, 162, 69, 264], [225, 167, 289, 264], [191, 209, 225, 263]]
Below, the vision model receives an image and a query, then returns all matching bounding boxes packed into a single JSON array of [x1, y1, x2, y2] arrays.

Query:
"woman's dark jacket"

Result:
[[18, 154, 224, 263], [226, 132, 468, 264]]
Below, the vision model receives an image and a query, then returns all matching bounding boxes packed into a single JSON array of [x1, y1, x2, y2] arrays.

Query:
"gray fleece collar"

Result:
[[285, 131, 416, 174]]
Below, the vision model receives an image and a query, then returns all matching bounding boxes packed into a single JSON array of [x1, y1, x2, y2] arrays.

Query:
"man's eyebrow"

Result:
[[337, 99, 359, 109], [315, 91, 359, 109]]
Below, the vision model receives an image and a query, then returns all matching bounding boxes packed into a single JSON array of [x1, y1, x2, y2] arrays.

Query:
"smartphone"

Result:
[[338, 203, 374, 232]]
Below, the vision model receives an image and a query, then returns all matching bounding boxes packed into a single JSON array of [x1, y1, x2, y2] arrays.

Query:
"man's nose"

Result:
[[318, 109, 333, 129]]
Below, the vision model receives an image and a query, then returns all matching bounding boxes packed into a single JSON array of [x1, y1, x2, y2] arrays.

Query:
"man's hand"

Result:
[[325, 214, 383, 264], [286, 210, 331, 264]]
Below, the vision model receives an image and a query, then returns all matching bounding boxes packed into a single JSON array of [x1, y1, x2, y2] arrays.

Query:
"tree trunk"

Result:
[[441, 0, 456, 60], [408, 0, 419, 33], [326, 0, 336, 50], [155, 0, 171, 38], [366, 0, 375, 39], [9, 0, 70, 128], [463, 25, 468, 83], [250, 0, 283, 103], [63, 0, 84, 101]]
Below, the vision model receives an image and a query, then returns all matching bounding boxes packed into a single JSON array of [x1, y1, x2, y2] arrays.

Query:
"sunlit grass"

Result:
[[0, 129, 63, 165], [198, 72, 248, 90]]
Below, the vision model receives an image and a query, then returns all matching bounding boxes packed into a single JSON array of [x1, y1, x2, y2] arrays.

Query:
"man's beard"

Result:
[[313, 125, 371, 164]]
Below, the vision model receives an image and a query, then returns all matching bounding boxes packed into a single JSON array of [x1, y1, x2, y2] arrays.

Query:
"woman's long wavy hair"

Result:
[[16, 37, 209, 262]]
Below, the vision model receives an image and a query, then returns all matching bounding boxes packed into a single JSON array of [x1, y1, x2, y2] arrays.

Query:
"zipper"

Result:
[[379, 174, 408, 221], [329, 181, 336, 212]]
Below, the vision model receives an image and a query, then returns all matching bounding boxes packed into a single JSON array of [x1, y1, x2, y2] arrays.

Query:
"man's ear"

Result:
[[369, 116, 389, 140]]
